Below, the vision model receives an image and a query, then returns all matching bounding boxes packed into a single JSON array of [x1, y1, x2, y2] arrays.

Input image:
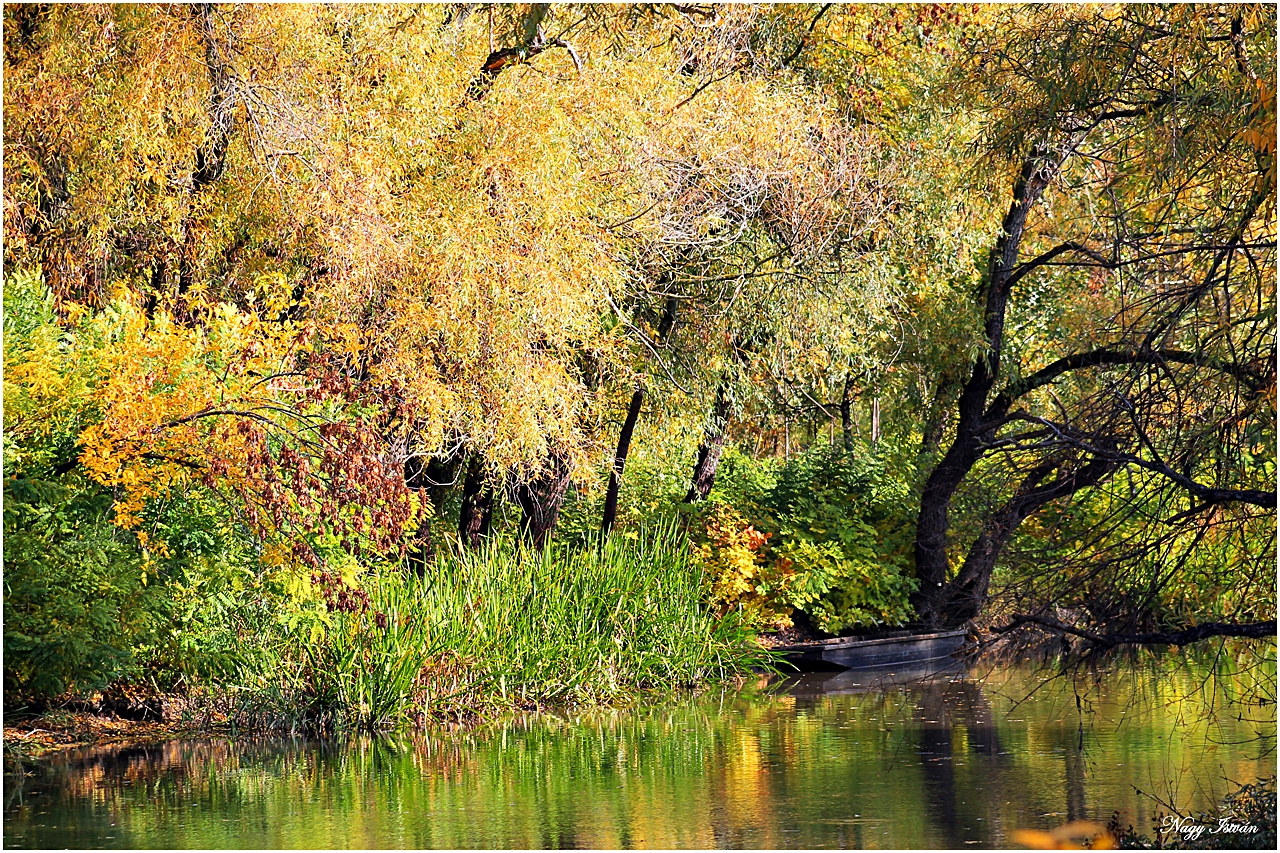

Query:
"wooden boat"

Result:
[[773, 628, 969, 671]]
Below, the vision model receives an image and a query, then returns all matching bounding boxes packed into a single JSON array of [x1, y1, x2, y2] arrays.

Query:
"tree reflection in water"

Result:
[[5, 653, 1274, 849]]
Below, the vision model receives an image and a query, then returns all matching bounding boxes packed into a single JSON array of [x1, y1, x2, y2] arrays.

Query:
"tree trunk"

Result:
[[402, 455, 434, 575], [458, 455, 494, 548], [600, 296, 679, 534], [403, 449, 468, 572], [424, 454, 460, 513], [929, 457, 1117, 625], [516, 451, 572, 549], [913, 145, 1066, 626], [685, 384, 731, 503], [175, 3, 238, 313], [839, 375, 854, 450], [911, 420, 985, 623], [602, 389, 644, 536], [405, 451, 460, 514]]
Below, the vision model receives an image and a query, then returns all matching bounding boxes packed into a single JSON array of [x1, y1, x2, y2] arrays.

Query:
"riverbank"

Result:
[[3, 712, 211, 760], [0, 626, 1116, 760], [4, 669, 768, 762], [6, 657, 1274, 850], [4, 682, 234, 760], [7, 528, 770, 741]]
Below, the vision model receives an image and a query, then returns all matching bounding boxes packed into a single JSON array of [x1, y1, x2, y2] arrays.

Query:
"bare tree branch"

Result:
[[992, 613, 1277, 647], [991, 348, 1269, 415], [1008, 413, 1277, 509]]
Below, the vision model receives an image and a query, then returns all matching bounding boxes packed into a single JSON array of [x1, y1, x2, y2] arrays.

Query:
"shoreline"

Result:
[[4, 713, 228, 761], [3, 674, 766, 762]]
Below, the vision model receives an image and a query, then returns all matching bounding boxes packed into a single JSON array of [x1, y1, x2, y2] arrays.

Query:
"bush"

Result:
[[694, 442, 917, 633], [0, 270, 763, 723], [2, 270, 274, 704], [3, 270, 163, 704], [2, 476, 162, 704]]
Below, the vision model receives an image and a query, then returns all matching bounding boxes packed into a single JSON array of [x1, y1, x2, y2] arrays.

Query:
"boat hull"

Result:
[[774, 628, 969, 671]]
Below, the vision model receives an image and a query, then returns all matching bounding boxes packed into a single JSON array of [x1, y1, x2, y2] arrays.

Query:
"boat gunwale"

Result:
[[771, 628, 968, 653]]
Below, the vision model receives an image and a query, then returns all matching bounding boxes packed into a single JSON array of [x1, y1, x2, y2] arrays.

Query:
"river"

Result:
[[4, 651, 1274, 848]]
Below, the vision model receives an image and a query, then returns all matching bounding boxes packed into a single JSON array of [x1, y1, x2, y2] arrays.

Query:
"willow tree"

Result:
[[3, 4, 625, 553], [594, 3, 908, 533], [2, 4, 901, 553], [907, 5, 1276, 632], [3, 5, 444, 566]]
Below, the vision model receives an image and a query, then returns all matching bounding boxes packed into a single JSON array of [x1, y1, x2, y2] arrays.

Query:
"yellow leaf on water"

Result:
[[1013, 820, 1113, 850], [1012, 829, 1061, 849]]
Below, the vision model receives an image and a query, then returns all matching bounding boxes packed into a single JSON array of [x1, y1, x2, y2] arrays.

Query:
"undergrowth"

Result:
[[230, 522, 770, 732]]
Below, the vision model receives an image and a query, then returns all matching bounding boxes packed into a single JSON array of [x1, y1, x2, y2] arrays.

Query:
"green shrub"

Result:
[[2, 270, 278, 703], [696, 442, 917, 633], [2, 476, 163, 704]]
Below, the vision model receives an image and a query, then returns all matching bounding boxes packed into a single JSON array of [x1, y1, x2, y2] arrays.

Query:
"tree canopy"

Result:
[[4, 3, 1275, 693]]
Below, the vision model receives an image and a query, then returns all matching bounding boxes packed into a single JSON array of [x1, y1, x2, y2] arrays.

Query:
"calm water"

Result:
[[4, 653, 1275, 849]]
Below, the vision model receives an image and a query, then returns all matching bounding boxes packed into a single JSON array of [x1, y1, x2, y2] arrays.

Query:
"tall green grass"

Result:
[[258, 522, 768, 731], [299, 577, 437, 730], [427, 521, 766, 702]]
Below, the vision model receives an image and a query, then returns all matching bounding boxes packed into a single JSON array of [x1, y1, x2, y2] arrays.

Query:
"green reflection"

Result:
[[5, 651, 1274, 849]]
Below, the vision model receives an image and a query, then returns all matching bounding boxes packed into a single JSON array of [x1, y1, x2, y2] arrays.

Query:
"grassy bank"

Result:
[[195, 524, 770, 732]]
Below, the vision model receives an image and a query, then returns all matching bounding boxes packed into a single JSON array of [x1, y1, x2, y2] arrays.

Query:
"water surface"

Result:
[[5, 653, 1274, 848]]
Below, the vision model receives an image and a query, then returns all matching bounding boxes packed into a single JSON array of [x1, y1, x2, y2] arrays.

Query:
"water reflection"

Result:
[[5, 653, 1274, 849]]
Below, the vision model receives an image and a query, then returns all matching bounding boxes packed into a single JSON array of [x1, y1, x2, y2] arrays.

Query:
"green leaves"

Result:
[[694, 441, 918, 634], [2, 474, 156, 701]]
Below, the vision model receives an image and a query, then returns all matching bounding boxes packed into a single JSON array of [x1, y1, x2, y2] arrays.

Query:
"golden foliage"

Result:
[[1013, 819, 1114, 850]]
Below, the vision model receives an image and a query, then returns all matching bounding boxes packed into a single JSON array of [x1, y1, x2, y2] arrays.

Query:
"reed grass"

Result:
[[258, 521, 768, 731], [426, 521, 766, 704]]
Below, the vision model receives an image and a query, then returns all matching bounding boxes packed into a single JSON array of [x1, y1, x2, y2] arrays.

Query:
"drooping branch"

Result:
[[989, 348, 1270, 417], [1089, 91, 1216, 124], [1230, 15, 1261, 87], [1140, 182, 1267, 351], [1008, 413, 1277, 509], [992, 614, 1277, 648], [670, 67, 737, 113]]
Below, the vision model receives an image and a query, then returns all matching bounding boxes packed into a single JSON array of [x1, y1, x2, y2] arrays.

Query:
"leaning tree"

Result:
[[908, 5, 1276, 633]]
